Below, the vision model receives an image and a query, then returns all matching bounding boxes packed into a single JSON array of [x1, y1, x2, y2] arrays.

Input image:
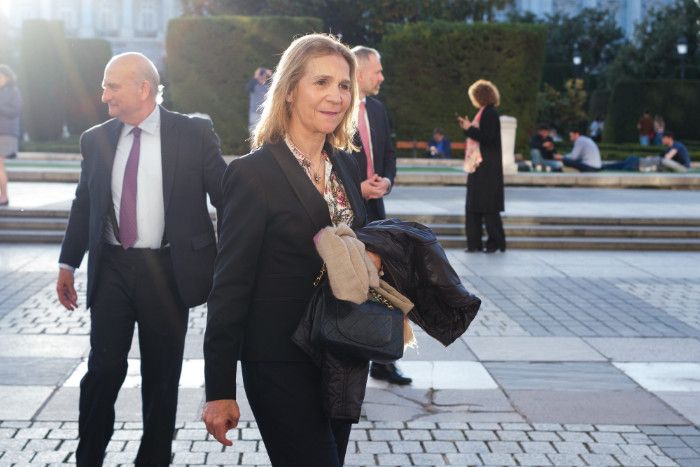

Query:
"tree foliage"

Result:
[[536, 79, 588, 132], [606, 0, 700, 86]]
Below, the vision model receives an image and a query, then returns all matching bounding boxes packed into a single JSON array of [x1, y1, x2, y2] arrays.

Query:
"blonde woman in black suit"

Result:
[[202, 34, 372, 466]]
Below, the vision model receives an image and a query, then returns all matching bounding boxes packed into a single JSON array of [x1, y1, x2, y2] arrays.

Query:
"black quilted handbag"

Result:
[[309, 277, 405, 364]]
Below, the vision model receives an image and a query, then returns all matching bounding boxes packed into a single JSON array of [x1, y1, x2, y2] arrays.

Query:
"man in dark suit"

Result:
[[56, 52, 226, 467], [351, 46, 411, 386]]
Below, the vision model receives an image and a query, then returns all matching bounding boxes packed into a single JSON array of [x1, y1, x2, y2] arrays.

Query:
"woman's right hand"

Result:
[[457, 115, 470, 130], [366, 250, 382, 272], [202, 399, 240, 446]]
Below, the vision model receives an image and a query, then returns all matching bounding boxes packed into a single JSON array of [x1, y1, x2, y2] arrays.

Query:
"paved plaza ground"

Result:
[[0, 183, 699, 466]]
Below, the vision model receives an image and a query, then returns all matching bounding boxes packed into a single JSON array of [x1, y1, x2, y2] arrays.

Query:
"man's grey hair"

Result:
[[351, 46, 381, 64], [107, 52, 163, 101]]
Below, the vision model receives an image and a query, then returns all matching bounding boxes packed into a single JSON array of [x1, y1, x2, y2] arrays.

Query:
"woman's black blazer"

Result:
[[204, 139, 367, 401]]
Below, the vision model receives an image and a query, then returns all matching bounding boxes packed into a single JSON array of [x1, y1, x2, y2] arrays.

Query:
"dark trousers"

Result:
[[466, 211, 506, 251], [77, 246, 188, 467], [603, 155, 640, 171], [562, 159, 601, 172], [242, 361, 352, 467]]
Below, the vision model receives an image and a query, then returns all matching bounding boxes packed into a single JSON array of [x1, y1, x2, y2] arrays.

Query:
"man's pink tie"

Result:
[[119, 127, 141, 249], [358, 101, 375, 179]]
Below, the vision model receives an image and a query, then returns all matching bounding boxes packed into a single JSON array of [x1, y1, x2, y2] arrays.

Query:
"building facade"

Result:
[[1, 0, 182, 68], [514, 0, 674, 36]]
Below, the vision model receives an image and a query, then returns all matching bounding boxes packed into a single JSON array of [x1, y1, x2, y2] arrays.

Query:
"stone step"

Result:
[[0, 217, 69, 230], [8, 165, 700, 189], [428, 223, 700, 239], [437, 235, 700, 251], [0, 208, 70, 218], [0, 229, 65, 243], [396, 213, 700, 227]]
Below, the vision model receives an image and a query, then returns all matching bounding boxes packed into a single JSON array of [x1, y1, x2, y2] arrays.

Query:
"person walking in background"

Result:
[[653, 114, 665, 146], [554, 124, 602, 172], [637, 110, 654, 146], [56, 52, 226, 466], [458, 79, 506, 253], [350, 45, 411, 386], [0, 64, 21, 206], [202, 34, 368, 467], [247, 67, 271, 134]]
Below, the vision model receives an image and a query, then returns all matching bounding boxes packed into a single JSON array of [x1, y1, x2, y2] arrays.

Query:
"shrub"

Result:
[[166, 15, 323, 154], [63, 38, 112, 136], [379, 21, 546, 152], [21, 20, 67, 141], [605, 80, 700, 143]]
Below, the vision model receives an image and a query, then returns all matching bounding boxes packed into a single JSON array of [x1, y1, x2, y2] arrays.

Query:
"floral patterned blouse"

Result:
[[286, 139, 355, 227]]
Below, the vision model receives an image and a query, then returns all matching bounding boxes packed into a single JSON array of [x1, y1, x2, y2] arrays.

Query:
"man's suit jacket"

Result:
[[352, 96, 396, 221], [204, 140, 366, 401], [59, 106, 226, 308]]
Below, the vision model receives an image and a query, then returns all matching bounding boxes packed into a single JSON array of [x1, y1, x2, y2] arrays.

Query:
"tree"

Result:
[[536, 79, 587, 132], [606, 0, 700, 86], [543, 9, 625, 80], [179, 0, 515, 46]]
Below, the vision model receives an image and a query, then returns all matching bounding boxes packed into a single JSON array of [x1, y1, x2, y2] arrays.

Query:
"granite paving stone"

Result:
[[514, 452, 553, 466], [547, 453, 587, 465], [506, 390, 689, 425]]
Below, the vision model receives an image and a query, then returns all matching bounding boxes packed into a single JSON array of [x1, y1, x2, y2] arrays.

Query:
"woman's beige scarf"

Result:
[[314, 224, 417, 348]]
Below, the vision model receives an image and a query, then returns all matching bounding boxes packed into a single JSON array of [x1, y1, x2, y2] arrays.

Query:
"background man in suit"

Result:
[[56, 52, 226, 467], [351, 46, 411, 386]]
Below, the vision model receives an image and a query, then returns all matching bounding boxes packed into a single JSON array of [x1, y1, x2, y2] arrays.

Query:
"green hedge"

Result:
[[21, 20, 66, 141], [166, 16, 323, 154], [379, 21, 546, 152], [605, 80, 700, 143], [64, 38, 112, 136]]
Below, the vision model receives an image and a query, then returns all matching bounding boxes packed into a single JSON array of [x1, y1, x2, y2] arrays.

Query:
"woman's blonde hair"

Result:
[[468, 79, 500, 108], [251, 33, 358, 151]]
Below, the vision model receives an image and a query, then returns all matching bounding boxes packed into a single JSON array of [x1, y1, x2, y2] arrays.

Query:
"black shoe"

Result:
[[370, 363, 412, 385]]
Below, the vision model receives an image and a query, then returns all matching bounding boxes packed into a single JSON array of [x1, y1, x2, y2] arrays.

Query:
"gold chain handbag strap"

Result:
[[369, 288, 395, 309], [313, 263, 327, 287]]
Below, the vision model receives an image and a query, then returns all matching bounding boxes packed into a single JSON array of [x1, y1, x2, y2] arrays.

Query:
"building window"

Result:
[[15, 0, 40, 24], [135, 0, 160, 37], [95, 0, 121, 37], [53, 0, 79, 34]]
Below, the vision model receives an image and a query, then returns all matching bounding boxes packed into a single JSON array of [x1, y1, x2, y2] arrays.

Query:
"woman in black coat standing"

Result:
[[457, 79, 506, 253]]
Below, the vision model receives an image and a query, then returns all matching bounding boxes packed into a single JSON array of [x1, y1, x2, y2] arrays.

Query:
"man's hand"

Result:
[[554, 153, 564, 161], [361, 175, 390, 200], [202, 399, 240, 446], [56, 268, 78, 310]]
